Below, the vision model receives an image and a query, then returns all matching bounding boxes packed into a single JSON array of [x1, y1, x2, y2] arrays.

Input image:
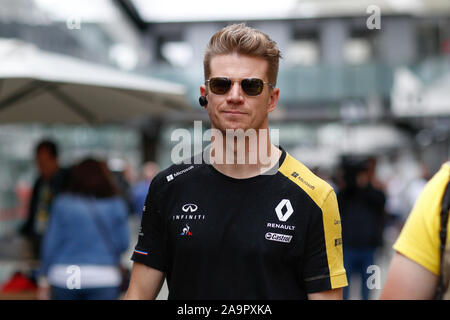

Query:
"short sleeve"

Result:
[[302, 190, 348, 293], [131, 178, 167, 272], [393, 164, 450, 275]]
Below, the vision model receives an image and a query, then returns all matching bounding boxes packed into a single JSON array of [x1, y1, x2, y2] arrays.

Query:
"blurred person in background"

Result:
[[312, 166, 337, 191], [337, 156, 386, 300], [130, 161, 159, 217], [20, 139, 69, 261], [367, 156, 386, 192], [108, 158, 135, 216], [401, 162, 431, 224], [381, 161, 450, 300], [37, 158, 129, 300]]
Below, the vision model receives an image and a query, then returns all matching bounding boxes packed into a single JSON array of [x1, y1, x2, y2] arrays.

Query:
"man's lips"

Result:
[[222, 110, 247, 115]]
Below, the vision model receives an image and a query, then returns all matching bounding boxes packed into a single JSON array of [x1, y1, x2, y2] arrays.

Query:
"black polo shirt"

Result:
[[131, 148, 347, 299]]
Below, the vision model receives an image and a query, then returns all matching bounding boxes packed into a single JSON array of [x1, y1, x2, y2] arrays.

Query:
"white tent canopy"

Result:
[[0, 38, 190, 124], [391, 67, 450, 117]]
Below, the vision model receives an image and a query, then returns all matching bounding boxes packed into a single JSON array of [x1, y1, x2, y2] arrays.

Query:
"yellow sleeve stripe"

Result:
[[278, 153, 348, 289], [322, 190, 348, 288]]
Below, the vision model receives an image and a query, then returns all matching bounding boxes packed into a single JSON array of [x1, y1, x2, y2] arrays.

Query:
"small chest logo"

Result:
[[182, 204, 198, 213], [265, 232, 292, 243], [180, 224, 192, 236], [275, 199, 294, 222], [172, 203, 204, 221]]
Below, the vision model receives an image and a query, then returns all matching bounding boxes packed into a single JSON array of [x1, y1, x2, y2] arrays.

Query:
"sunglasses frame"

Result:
[[206, 77, 275, 96]]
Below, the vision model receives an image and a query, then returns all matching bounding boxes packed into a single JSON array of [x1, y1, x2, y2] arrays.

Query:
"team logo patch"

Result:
[[275, 199, 294, 222], [180, 224, 192, 236], [172, 203, 204, 220], [166, 166, 194, 182], [182, 204, 198, 213], [265, 232, 292, 243]]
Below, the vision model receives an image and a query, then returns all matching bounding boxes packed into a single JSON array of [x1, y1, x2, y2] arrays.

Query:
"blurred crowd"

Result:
[[0, 139, 158, 300]]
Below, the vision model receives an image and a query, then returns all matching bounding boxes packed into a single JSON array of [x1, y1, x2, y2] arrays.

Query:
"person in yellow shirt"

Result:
[[380, 161, 450, 299]]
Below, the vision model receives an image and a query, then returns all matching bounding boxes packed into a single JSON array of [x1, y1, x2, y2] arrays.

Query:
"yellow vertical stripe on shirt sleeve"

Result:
[[278, 153, 347, 289], [321, 189, 348, 288]]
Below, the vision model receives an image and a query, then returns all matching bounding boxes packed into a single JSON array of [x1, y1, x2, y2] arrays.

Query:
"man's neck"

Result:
[[208, 131, 282, 179]]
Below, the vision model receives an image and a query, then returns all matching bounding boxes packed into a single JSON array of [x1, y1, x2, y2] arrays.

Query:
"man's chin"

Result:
[[223, 119, 254, 130]]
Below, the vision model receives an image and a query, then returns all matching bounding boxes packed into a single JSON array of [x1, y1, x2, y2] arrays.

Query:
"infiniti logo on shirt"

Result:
[[172, 203, 204, 221], [182, 204, 198, 213]]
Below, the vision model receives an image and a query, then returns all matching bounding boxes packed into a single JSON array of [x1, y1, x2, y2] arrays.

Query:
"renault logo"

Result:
[[275, 199, 294, 222], [182, 204, 198, 213]]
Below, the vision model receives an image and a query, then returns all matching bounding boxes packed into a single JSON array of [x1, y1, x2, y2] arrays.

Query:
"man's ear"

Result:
[[267, 87, 280, 113], [200, 84, 207, 97]]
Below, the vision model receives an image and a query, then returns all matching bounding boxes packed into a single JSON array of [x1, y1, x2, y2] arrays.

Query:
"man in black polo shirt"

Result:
[[124, 23, 347, 300]]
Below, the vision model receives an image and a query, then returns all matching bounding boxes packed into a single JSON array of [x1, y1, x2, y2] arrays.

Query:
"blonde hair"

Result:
[[203, 23, 282, 86]]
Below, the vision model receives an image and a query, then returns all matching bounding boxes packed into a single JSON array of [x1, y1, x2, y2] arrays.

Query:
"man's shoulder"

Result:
[[278, 152, 335, 207], [417, 162, 450, 210], [50, 193, 78, 212], [442, 161, 450, 178]]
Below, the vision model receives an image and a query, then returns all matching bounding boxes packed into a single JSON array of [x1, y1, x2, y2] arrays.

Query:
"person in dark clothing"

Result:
[[20, 140, 68, 260], [124, 23, 347, 300], [337, 157, 386, 300]]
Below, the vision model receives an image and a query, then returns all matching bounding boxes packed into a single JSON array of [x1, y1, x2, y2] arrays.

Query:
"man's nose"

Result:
[[226, 81, 244, 104]]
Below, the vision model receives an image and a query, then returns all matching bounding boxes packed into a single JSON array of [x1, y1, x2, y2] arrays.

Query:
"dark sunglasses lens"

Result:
[[209, 78, 231, 94], [242, 78, 264, 96]]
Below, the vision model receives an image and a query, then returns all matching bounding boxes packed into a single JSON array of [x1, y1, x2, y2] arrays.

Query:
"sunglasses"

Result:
[[206, 77, 275, 96]]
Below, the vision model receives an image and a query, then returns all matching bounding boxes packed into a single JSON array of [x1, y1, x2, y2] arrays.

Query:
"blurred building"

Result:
[[0, 0, 449, 210]]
